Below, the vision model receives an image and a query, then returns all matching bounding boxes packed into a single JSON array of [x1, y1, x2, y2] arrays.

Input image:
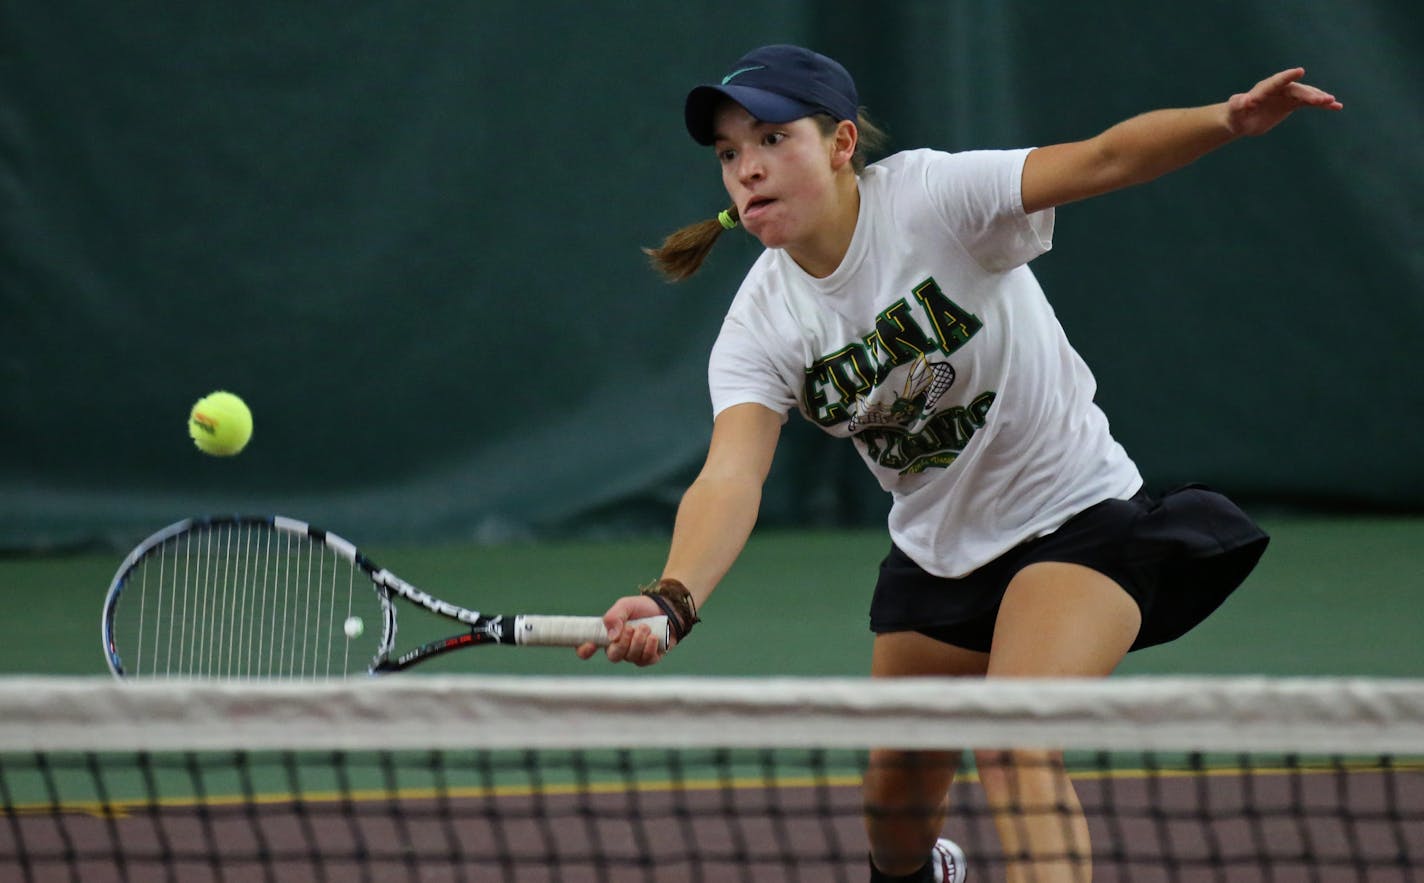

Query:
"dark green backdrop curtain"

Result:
[[3, 1, 1420, 549]]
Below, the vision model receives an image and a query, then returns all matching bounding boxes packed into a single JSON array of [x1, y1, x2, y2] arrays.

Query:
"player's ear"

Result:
[[830, 119, 858, 170]]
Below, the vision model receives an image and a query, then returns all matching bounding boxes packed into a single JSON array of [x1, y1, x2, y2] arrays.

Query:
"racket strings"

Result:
[[114, 522, 374, 679]]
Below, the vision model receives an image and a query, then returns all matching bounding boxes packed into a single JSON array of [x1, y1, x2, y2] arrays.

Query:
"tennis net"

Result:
[[1, 676, 1421, 881]]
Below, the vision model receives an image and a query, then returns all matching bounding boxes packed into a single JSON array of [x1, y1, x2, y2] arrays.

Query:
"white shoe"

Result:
[[931, 838, 967, 883]]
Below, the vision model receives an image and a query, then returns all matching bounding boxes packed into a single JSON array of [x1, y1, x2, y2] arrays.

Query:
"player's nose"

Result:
[[733, 151, 765, 184]]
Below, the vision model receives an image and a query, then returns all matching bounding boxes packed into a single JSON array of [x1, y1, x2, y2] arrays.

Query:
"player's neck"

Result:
[[786, 177, 860, 279]]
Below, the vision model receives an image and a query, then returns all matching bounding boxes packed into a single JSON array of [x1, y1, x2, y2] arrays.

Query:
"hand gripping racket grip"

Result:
[[511, 615, 670, 650]]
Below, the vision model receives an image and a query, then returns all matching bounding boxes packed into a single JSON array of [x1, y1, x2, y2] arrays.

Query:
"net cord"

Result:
[[1, 676, 1422, 754]]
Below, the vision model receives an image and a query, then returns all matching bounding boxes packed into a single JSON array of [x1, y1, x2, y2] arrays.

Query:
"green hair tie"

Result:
[[717, 209, 738, 230]]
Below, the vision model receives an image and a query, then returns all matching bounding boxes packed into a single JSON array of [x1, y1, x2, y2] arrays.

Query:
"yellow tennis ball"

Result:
[[188, 391, 253, 456]]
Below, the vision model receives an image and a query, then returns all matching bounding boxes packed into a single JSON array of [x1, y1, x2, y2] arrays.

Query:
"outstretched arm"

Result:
[[575, 401, 783, 665], [1021, 68, 1342, 213]]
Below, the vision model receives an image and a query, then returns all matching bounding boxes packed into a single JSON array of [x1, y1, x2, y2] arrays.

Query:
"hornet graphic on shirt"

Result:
[[802, 278, 996, 475]]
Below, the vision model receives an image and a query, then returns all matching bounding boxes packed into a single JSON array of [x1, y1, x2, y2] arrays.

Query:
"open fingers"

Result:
[[1288, 81, 1343, 110], [1229, 67, 1341, 136], [1257, 68, 1341, 109], [1258, 67, 1306, 94]]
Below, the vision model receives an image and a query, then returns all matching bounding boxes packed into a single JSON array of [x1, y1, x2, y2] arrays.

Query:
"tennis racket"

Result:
[[101, 515, 667, 679]]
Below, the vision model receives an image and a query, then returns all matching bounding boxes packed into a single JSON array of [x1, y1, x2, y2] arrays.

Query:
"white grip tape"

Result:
[[513, 615, 670, 650]]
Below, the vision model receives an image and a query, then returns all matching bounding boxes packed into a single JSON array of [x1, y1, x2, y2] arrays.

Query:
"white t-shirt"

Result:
[[708, 147, 1143, 577]]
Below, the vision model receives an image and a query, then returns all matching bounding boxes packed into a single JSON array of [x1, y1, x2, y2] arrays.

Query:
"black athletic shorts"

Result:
[[869, 484, 1270, 653]]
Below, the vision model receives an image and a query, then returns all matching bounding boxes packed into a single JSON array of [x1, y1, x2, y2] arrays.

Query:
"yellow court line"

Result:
[[8, 760, 1419, 820]]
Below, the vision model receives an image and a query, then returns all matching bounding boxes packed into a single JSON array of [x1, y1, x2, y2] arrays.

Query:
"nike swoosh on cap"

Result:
[[721, 65, 767, 85]]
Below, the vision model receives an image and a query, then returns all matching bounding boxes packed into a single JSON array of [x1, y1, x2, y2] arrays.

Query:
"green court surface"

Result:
[[1, 514, 1419, 679]]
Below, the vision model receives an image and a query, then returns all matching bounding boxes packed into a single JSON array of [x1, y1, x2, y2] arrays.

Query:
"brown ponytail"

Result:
[[642, 206, 740, 282], [643, 110, 888, 283]]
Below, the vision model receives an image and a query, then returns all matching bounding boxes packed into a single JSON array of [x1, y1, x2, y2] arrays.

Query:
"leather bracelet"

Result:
[[639, 578, 701, 642]]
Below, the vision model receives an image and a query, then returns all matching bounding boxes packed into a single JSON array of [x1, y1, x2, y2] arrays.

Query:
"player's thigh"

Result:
[[987, 561, 1141, 678], [871, 628, 990, 678]]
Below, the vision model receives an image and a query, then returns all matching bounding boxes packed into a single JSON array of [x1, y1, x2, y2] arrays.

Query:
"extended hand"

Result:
[[1226, 68, 1342, 137]]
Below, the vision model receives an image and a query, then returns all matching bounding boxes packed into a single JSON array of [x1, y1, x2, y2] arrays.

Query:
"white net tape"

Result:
[[2, 675, 1422, 754]]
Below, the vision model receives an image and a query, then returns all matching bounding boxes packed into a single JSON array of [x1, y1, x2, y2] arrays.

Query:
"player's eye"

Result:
[[717, 148, 737, 163], [763, 132, 786, 146]]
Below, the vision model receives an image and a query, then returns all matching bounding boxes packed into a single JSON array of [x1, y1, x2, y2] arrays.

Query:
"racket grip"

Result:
[[512, 614, 669, 650]]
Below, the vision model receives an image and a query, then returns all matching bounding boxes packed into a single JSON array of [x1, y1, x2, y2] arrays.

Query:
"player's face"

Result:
[[712, 104, 840, 254]]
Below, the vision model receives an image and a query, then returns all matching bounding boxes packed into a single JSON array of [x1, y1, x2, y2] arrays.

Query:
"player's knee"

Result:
[[865, 748, 958, 801], [974, 747, 1068, 808]]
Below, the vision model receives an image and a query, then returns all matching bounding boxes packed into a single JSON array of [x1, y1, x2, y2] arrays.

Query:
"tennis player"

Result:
[[577, 44, 1339, 883]]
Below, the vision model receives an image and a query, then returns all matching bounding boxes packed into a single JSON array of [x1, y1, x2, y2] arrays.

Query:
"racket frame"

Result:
[[102, 515, 667, 678]]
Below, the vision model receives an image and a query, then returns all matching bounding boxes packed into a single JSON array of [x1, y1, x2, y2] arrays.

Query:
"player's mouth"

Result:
[[742, 195, 777, 220]]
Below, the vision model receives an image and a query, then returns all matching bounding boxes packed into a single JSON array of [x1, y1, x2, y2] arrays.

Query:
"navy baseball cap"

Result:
[[684, 45, 859, 145]]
